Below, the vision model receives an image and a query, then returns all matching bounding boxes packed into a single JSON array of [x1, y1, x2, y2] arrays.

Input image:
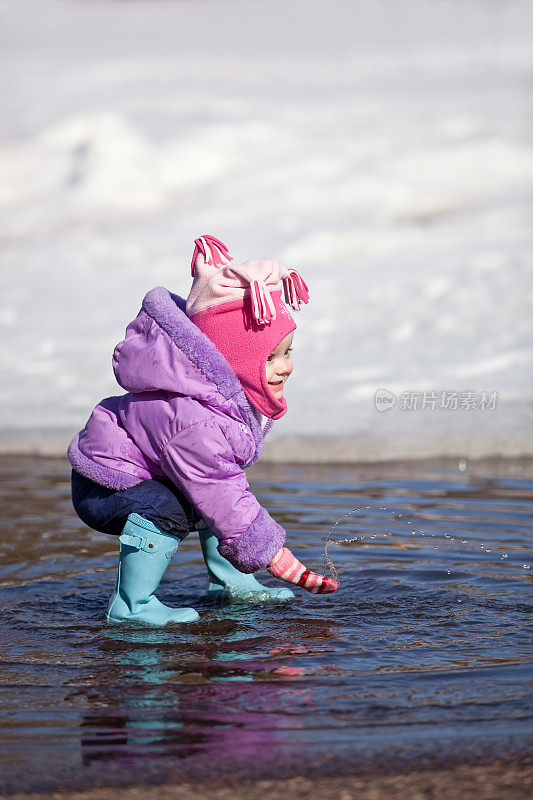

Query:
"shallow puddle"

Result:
[[0, 456, 531, 792]]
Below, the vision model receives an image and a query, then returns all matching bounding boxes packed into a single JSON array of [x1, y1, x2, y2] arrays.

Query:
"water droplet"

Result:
[[462, 539, 468, 544], [411, 529, 416, 535], [457, 599, 462, 603], [501, 553, 508, 559], [523, 564, 531, 570], [485, 549, 491, 553], [446, 569, 451, 575]]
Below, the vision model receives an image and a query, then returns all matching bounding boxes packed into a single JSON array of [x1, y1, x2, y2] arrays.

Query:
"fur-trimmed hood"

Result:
[[113, 287, 272, 457]]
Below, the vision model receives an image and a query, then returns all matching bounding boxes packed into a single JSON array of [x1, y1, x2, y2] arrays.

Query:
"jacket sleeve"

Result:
[[159, 419, 285, 573]]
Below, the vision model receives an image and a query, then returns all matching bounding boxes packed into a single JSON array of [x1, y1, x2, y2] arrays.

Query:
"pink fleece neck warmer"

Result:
[[186, 235, 309, 420]]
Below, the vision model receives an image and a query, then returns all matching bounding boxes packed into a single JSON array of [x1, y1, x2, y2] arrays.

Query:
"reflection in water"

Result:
[[80, 621, 288, 764], [0, 456, 532, 792], [78, 613, 332, 766]]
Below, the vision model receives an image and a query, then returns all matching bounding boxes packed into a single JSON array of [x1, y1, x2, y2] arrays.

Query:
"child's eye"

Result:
[[267, 348, 292, 362]]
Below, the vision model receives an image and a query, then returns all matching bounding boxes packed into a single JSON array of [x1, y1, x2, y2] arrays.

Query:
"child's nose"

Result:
[[276, 358, 292, 376]]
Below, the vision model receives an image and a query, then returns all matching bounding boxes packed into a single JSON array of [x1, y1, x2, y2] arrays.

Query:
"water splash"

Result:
[[322, 506, 368, 584], [322, 506, 532, 586]]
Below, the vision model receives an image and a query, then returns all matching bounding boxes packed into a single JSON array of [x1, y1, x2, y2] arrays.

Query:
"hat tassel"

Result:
[[250, 279, 277, 325], [191, 235, 232, 276], [283, 268, 310, 311]]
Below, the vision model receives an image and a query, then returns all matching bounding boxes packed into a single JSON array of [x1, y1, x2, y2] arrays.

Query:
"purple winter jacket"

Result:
[[67, 286, 286, 572]]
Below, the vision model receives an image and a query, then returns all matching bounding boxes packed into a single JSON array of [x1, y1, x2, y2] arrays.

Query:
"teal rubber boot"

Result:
[[199, 528, 294, 602], [107, 514, 200, 626]]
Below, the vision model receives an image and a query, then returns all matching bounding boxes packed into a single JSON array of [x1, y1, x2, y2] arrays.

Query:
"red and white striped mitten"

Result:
[[267, 547, 339, 594]]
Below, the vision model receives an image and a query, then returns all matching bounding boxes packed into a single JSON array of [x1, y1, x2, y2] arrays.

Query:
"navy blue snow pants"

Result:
[[71, 470, 203, 539]]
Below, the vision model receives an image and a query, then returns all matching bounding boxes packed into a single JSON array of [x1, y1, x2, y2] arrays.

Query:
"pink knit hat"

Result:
[[186, 235, 309, 420]]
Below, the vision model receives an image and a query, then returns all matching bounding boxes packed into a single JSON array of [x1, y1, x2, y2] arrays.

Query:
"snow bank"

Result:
[[1, 0, 532, 460]]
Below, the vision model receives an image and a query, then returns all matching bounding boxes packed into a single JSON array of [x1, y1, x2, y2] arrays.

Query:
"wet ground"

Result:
[[0, 456, 532, 795]]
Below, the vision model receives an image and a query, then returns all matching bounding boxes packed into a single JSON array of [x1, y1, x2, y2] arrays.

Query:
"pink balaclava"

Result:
[[186, 235, 309, 420]]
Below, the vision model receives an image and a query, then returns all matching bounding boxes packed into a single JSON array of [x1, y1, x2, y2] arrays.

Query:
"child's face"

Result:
[[266, 332, 294, 399]]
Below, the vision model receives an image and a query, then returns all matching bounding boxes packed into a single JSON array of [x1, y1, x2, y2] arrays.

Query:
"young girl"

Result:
[[68, 235, 338, 626]]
